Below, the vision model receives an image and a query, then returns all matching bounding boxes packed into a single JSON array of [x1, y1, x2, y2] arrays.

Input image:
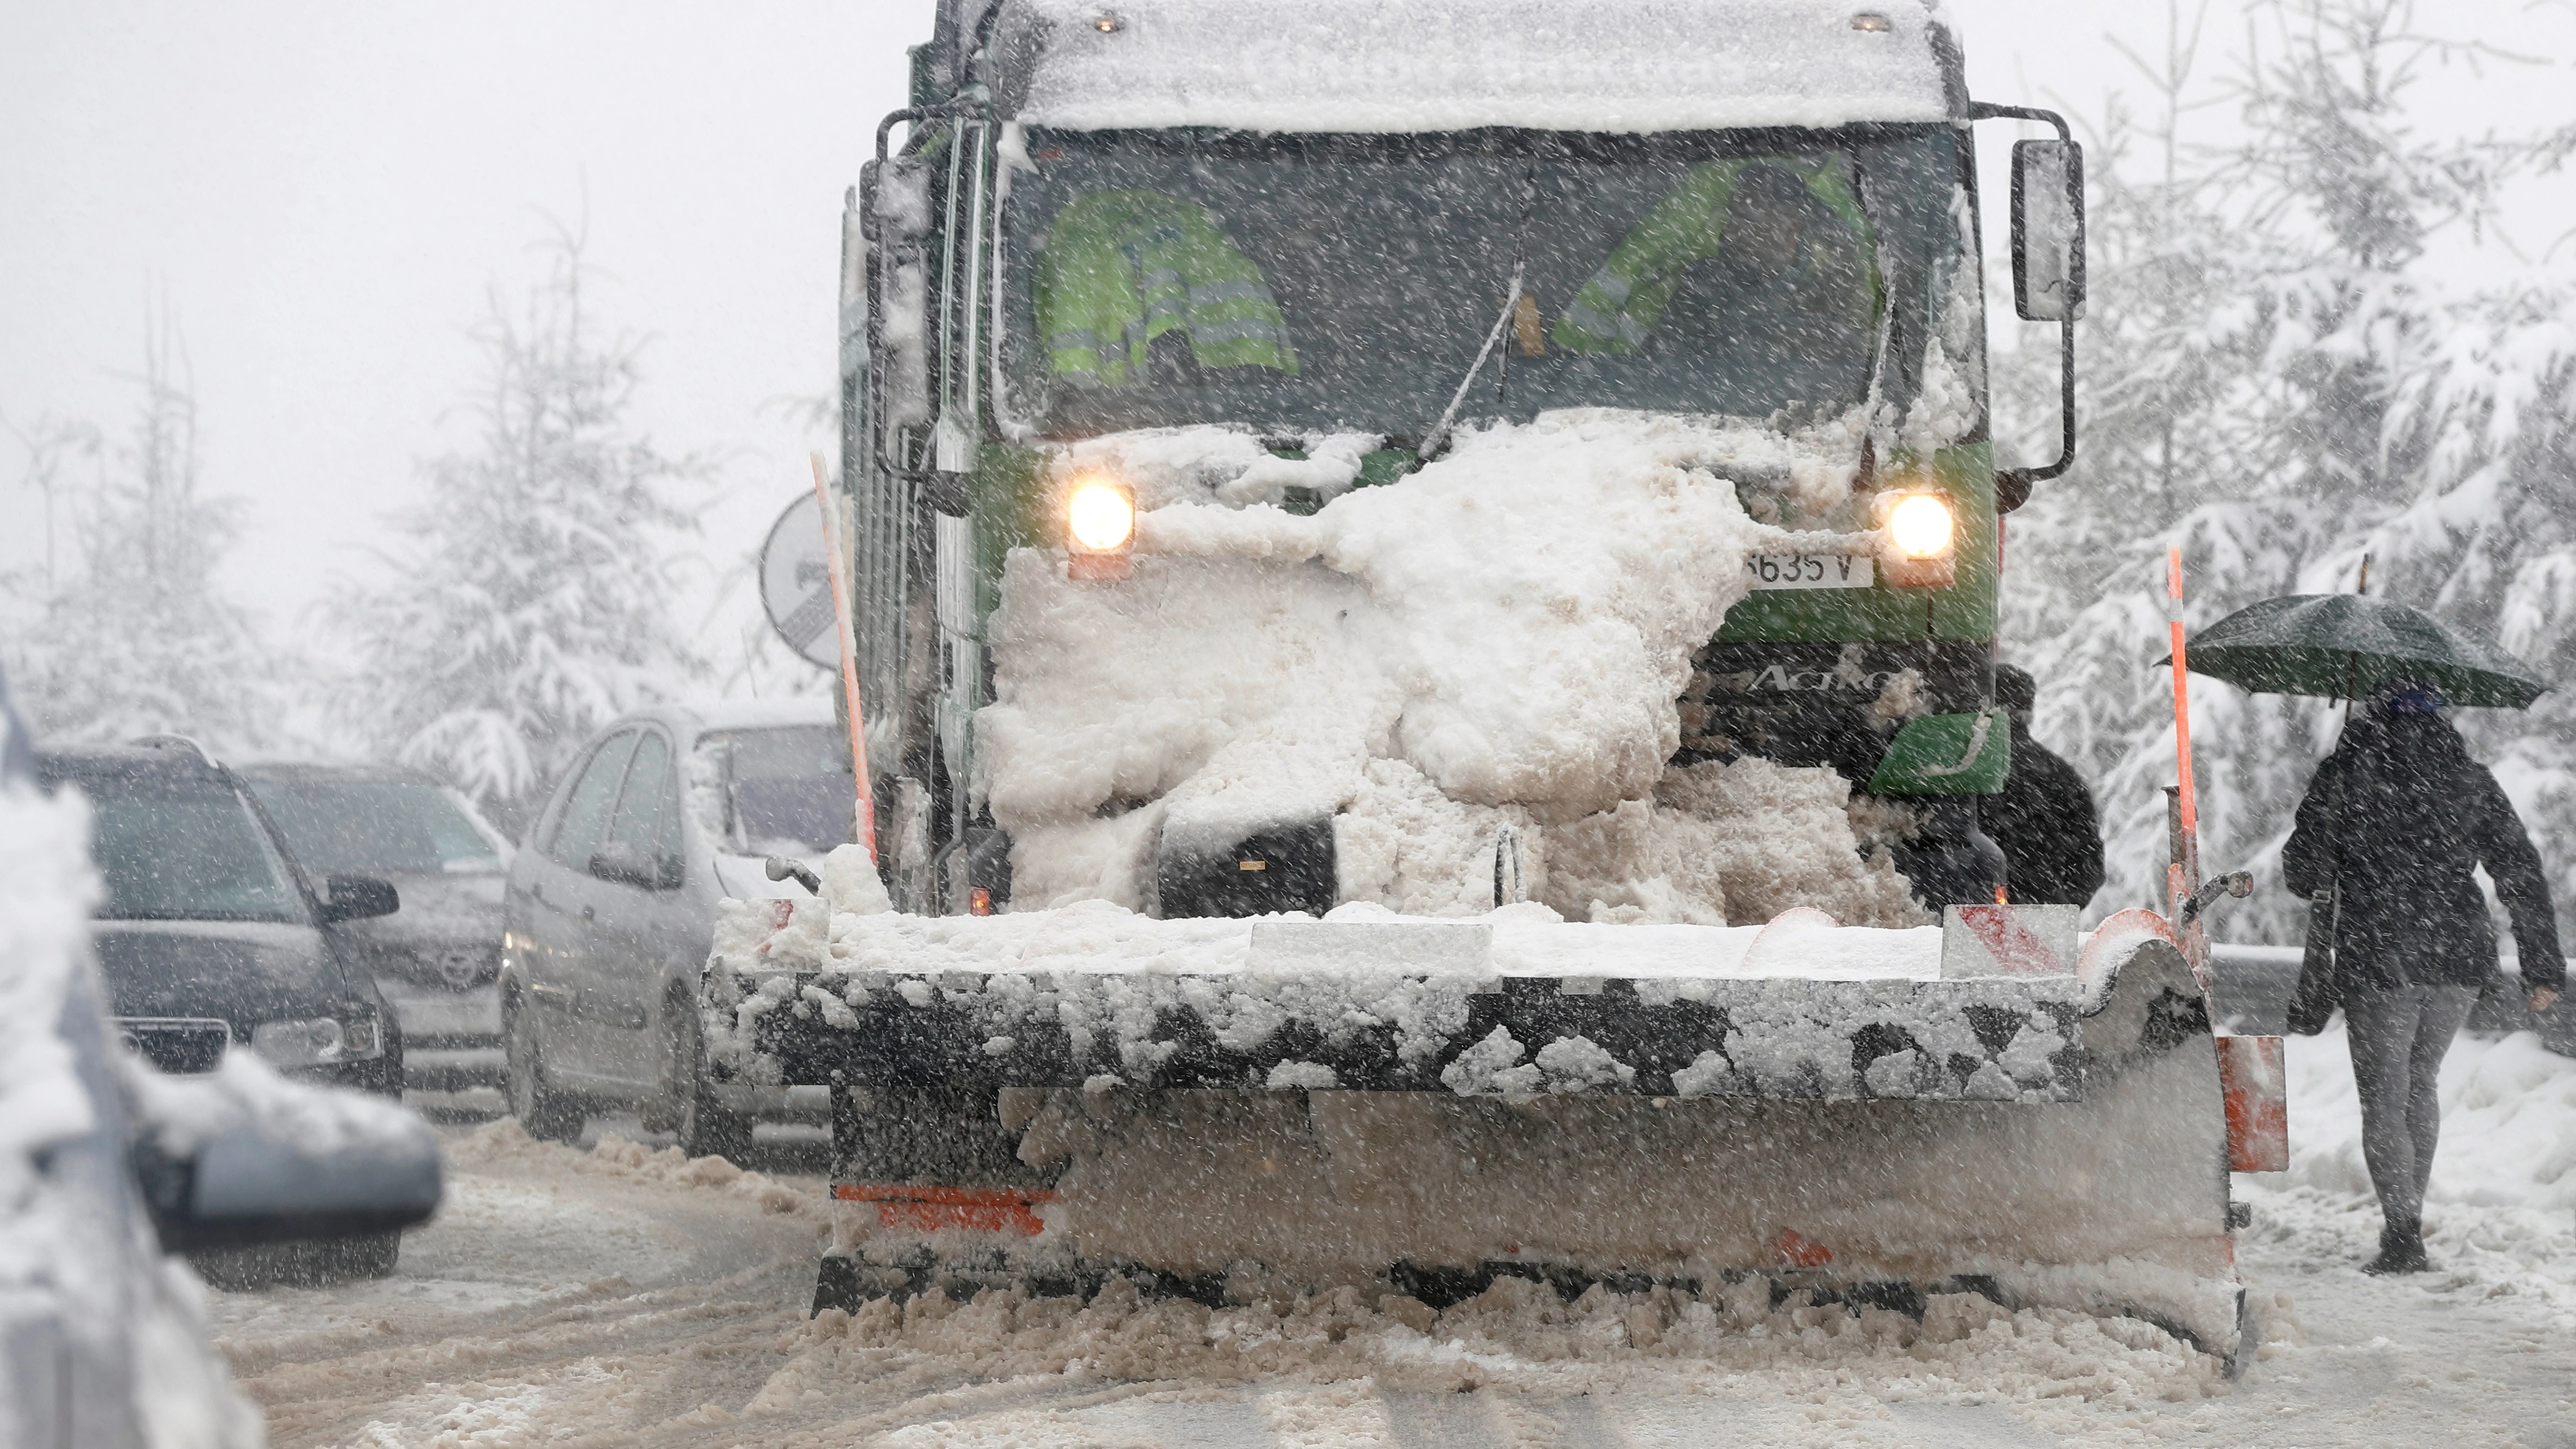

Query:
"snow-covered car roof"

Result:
[[232, 760, 447, 786], [987, 0, 1961, 134], [38, 740, 234, 788]]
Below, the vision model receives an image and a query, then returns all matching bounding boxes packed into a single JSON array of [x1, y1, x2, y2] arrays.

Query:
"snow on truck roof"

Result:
[[990, 0, 1959, 134]]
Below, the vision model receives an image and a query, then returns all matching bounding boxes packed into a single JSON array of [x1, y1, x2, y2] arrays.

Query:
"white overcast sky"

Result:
[[3, 0, 2569, 676]]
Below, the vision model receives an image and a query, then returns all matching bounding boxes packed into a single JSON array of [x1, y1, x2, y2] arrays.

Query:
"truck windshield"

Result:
[[999, 128, 1970, 440]]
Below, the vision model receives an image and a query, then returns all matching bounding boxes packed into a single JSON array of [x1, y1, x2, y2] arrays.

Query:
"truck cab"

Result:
[[837, 0, 2082, 920]]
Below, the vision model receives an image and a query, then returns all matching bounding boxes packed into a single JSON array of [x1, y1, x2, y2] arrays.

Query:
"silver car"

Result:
[[499, 699, 849, 1156], [238, 763, 514, 1093]]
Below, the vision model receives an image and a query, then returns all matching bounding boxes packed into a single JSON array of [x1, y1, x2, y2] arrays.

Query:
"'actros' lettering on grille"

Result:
[[1720, 665, 1909, 693]]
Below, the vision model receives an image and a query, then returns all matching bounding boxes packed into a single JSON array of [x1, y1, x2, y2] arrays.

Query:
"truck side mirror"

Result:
[[2011, 139, 2085, 322], [840, 181, 868, 408], [1976, 102, 2083, 505], [862, 153, 938, 478]]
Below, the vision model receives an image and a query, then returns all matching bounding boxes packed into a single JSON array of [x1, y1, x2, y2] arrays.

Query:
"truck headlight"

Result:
[[250, 1014, 382, 1068], [1887, 493, 1957, 558], [1068, 479, 1135, 551], [1066, 477, 1135, 579]]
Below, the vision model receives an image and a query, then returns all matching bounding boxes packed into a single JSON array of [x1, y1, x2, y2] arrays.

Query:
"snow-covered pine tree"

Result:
[[1, 322, 276, 749], [2003, 0, 2576, 945], [339, 234, 708, 833], [2360, 266, 2576, 915]]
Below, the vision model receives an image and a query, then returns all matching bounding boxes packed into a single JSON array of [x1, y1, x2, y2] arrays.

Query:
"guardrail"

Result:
[[2207, 943, 2574, 1053]]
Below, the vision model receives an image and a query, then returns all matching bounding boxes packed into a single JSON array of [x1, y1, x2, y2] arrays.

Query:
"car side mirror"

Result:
[[130, 1077, 443, 1252], [590, 843, 684, 892], [2011, 138, 2085, 322], [321, 873, 400, 923]]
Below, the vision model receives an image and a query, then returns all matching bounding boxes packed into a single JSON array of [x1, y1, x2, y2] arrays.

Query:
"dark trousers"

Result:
[[2343, 985, 2478, 1225]]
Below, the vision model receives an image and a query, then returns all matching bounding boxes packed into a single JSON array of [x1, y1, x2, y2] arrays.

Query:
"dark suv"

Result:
[[37, 739, 406, 1096]]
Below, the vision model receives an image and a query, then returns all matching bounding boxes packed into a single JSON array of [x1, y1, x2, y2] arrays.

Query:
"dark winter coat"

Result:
[[2281, 712, 2565, 994], [1979, 721, 2107, 907]]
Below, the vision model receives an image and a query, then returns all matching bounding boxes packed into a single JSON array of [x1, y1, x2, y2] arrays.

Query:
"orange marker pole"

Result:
[[2168, 546, 2206, 977], [2167, 547, 2198, 854], [813, 453, 878, 862]]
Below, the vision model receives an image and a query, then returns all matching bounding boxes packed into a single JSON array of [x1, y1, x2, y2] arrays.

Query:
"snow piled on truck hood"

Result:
[[976, 410, 1923, 927], [999, 0, 1953, 134]]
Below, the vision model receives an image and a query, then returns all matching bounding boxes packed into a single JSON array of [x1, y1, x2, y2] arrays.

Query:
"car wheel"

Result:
[[669, 996, 752, 1163], [505, 992, 584, 1144]]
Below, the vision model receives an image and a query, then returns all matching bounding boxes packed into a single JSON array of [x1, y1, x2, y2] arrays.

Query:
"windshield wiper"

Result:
[[1416, 262, 1525, 462]]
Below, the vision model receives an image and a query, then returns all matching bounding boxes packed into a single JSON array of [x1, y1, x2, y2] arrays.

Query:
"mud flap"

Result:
[[2216, 1034, 2289, 1173]]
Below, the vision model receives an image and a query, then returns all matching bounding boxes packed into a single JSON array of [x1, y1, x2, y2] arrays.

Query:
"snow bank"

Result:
[[449, 1118, 823, 1222], [2240, 1022, 2576, 1327], [0, 783, 263, 1448], [979, 411, 1920, 927], [749, 1275, 2223, 1429], [999, 0, 1953, 134]]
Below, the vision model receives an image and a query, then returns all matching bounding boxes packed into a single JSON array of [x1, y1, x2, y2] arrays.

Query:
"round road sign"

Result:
[[759, 492, 839, 672]]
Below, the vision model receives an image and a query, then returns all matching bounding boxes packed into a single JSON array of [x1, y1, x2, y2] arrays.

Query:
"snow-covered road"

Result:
[[208, 1028, 2576, 1448]]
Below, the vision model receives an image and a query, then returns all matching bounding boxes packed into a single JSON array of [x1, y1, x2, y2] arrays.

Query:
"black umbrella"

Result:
[[2177, 593, 2548, 708]]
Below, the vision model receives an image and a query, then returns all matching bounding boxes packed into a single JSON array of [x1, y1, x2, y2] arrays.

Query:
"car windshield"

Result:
[[697, 726, 856, 856], [87, 782, 305, 923], [999, 127, 1969, 439], [248, 778, 504, 876]]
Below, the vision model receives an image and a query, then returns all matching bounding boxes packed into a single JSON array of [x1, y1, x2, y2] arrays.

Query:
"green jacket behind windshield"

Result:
[[1555, 158, 1880, 356], [1038, 190, 1299, 386]]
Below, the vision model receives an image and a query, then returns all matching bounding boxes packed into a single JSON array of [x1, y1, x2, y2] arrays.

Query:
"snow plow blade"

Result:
[[709, 906, 2253, 1358]]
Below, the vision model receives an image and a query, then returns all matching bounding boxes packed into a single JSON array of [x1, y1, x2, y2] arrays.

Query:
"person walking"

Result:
[[2281, 682, 2564, 1275], [1980, 664, 2107, 907]]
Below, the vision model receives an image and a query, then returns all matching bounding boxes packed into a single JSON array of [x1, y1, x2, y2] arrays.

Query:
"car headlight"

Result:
[[1887, 493, 1957, 559], [1066, 477, 1136, 579], [250, 1014, 382, 1068]]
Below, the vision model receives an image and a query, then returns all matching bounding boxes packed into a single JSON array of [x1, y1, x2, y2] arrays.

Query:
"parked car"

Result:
[[501, 699, 850, 1156], [3, 686, 440, 1448], [238, 763, 512, 1093]]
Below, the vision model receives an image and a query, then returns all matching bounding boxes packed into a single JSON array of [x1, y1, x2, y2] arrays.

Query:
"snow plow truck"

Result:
[[706, 0, 2286, 1363]]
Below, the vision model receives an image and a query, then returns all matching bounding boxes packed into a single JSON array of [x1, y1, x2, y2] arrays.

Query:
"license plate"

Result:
[[1746, 553, 1874, 590], [115, 1018, 231, 1074]]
